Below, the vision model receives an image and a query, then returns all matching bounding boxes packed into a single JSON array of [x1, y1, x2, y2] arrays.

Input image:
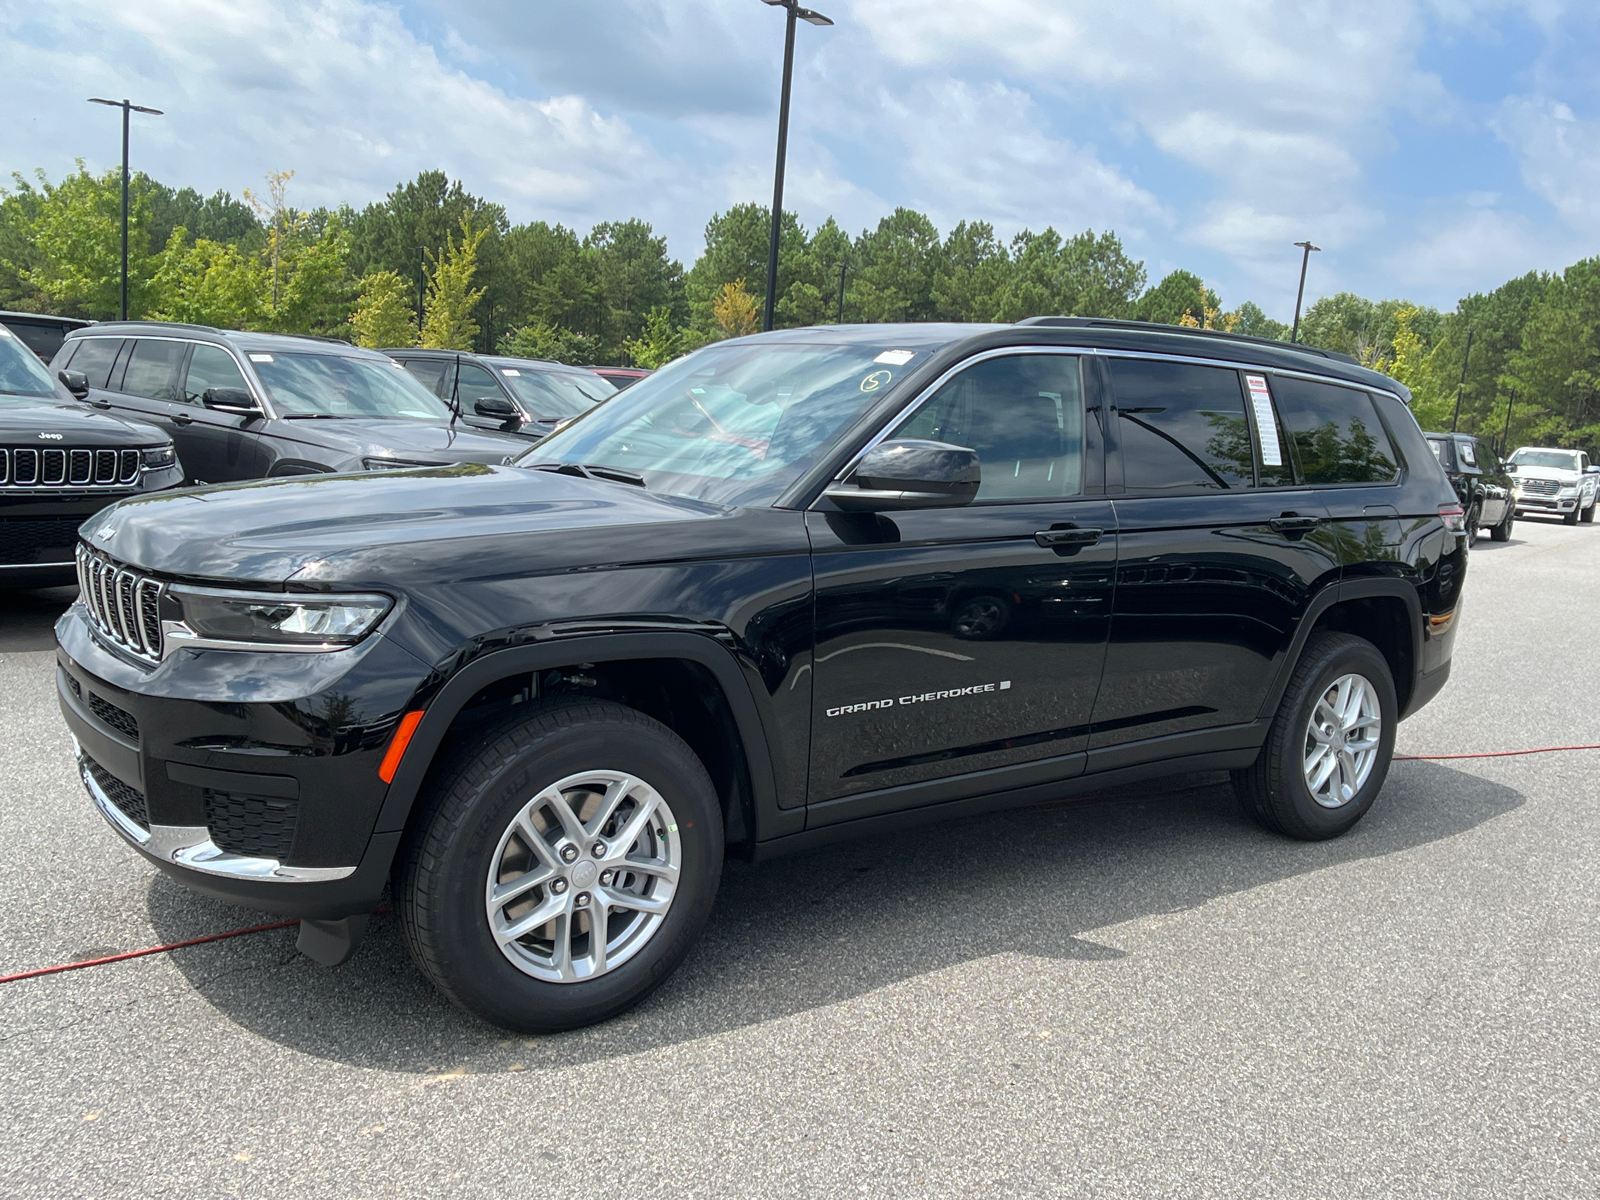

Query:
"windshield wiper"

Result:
[[525, 461, 647, 488], [281, 412, 351, 420]]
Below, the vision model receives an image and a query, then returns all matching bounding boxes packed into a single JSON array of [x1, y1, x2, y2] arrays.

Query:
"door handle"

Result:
[[1035, 526, 1103, 553], [1269, 514, 1322, 535], [172, 412, 193, 426]]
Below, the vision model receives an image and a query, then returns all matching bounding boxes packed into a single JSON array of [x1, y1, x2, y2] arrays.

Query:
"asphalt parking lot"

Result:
[[2, 516, 1597, 1198]]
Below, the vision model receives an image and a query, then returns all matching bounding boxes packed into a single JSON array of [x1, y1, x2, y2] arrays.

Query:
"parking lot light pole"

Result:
[[88, 97, 164, 321], [1451, 327, 1475, 432], [760, 0, 833, 332], [1500, 387, 1516, 454], [1289, 240, 1320, 343]]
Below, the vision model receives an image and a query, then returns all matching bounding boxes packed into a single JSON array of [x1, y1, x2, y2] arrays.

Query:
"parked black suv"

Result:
[[1425, 431, 1514, 544], [386, 348, 615, 441], [0, 310, 93, 362], [49, 324, 527, 485], [0, 322, 180, 588], [55, 319, 1465, 1032]]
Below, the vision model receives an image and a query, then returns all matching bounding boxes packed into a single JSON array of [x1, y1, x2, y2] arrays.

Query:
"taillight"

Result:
[[1439, 504, 1466, 533]]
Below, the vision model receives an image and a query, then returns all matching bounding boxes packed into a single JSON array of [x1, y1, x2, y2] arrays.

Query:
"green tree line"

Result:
[[3, 163, 1597, 452]]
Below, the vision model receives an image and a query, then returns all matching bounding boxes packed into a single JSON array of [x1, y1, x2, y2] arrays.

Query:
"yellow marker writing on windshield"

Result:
[[860, 370, 893, 393]]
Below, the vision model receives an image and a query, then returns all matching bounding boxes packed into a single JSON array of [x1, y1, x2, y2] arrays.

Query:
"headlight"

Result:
[[167, 586, 392, 649], [1561, 485, 1580, 496], [141, 445, 177, 469], [362, 457, 441, 471]]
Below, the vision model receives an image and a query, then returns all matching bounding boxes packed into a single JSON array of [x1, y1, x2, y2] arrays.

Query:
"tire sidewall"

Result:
[[1272, 638, 1397, 838], [421, 712, 722, 1032]]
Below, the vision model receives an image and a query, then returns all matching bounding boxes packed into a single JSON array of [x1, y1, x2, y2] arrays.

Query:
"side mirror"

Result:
[[58, 369, 90, 400], [202, 386, 262, 415], [824, 439, 980, 512], [1504, 462, 1517, 473], [473, 394, 520, 420]]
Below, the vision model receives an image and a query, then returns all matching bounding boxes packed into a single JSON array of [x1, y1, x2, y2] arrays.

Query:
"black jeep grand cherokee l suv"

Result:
[[56, 319, 1465, 1031]]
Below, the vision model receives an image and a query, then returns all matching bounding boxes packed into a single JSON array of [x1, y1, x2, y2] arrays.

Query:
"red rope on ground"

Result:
[[1395, 743, 1600, 761], [0, 919, 298, 984]]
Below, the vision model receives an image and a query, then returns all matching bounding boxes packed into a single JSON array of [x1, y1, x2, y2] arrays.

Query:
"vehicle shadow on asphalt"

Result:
[[0, 587, 76, 653], [145, 760, 1523, 1072]]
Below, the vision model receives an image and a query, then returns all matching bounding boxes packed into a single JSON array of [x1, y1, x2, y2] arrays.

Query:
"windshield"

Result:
[[515, 341, 925, 506], [493, 362, 615, 419], [1510, 449, 1581, 471], [0, 323, 59, 400], [251, 352, 453, 420]]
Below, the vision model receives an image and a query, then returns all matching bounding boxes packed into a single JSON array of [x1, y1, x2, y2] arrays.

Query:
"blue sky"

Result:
[[3, 0, 1597, 320]]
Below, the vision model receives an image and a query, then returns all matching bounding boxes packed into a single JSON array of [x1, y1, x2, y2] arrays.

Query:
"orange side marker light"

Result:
[[378, 710, 426, 783]]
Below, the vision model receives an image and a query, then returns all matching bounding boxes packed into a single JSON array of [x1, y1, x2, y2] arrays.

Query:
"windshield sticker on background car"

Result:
[[249, 353, 273, 363], [874, 349, 916, 366], [500, 368, 521, 375], [1245, 375, 1284, 467], [826, 680, 1012, 717], [860, 369, 893, 393]]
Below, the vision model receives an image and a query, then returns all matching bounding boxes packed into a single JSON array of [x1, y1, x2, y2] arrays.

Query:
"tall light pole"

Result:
[[1289, 240, 1320, 343], [1451, 327, 1475, 433], [760, 0, 833, 332], [88, 97, 164, 321]]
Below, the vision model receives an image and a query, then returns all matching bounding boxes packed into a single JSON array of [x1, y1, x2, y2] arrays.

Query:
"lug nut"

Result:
[[550, 878, 568, 895], [560, 845, 579, 863], [575, 892, 590, 908], [591, 841, 608, 858], [599, 870, 614, 886]]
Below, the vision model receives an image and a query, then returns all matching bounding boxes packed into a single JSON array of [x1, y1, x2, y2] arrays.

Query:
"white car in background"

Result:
[[1507, 446, 1600, 525]]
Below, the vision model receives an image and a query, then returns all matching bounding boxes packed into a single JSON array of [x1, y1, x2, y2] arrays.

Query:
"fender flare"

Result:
[[1256, 578, 1424, 723], [372, 631, 784, 840]]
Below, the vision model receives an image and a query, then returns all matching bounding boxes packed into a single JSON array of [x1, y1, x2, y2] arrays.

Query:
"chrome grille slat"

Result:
[[0, 445, 146, 490], [76, 547, 164, 664]]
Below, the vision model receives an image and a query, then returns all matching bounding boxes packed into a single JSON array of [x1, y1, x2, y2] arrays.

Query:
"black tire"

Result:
[[1490, 506, 1514, 542], [398, 698, 723, 1033], [1232, 632, 1397, 841], [1465, 501, 1481, 546], [1583, 500, 1595, 524], [1564, 506, 1580, 525]]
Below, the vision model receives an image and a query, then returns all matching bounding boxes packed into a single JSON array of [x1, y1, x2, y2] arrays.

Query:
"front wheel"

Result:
[[1233, 632, 1397, 840], [1583, 499, 1596, 524], [1564, 506, 1581, 526], [398, 699, 723, 1032], [1490, 506, 1514, 542], [1465, 501, 1482, 547]]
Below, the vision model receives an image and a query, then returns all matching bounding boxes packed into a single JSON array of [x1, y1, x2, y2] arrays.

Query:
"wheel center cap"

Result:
[[571, 859, 598, 889]]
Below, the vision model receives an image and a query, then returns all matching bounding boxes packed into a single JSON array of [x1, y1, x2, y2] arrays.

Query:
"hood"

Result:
[[84, 463, 729, 584], [0, 399, 168, 447], [267, 417, 525, 465], [1514, 465, 1581, 482]]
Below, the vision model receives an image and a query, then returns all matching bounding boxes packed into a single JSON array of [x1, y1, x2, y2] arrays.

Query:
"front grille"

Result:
[[76, 546, 165, 663], [0, 517, 84, 565], [0, 447, 139, 490], [204, 790, 297, 861], [84, 754, 148, 830], [1517, 477, 1561, 497], [88, 692, 139, 741]]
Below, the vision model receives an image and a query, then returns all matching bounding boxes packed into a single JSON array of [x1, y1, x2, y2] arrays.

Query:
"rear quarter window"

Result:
[[1271, 377, 1399, 485]]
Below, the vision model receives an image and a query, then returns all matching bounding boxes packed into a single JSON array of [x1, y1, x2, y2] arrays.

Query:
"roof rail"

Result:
[[1014, 315, 1361, 365], [80, 319, 226, 335]]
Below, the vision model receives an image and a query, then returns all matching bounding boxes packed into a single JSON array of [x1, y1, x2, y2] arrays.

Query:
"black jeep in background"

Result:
[[56, 317, 1466, 1033], [49, 323, 528, 485], [386, 348, 616, 441], [1425, 431, 1514, 544], [0, 322, 180, 589]]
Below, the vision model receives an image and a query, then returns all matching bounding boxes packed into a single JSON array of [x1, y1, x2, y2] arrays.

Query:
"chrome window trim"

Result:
[[68, 332, 277, 420], [824, 343, 1408, 499], [77, 750, 354, 882]]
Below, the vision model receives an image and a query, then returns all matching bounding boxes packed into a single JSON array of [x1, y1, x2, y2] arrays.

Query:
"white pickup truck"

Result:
[[1508, 446, 1600, 525]]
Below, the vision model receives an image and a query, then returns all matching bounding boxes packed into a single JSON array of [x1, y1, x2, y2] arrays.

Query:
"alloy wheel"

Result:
[[1302, 673, 1383, 808], [484, 770, 681, 983]]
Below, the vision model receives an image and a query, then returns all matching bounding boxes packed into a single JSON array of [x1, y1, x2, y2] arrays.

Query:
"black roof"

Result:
[[0, 311, 93, 328], [65, 321, 378, 358]]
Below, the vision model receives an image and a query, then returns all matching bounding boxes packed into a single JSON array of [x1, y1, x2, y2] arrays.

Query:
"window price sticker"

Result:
[[1246, 374, 1283, 466]]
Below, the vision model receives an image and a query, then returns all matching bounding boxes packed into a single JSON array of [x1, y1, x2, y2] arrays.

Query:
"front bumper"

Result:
[[1514, 492, 1581, 513], [56, 603, 426, 919]]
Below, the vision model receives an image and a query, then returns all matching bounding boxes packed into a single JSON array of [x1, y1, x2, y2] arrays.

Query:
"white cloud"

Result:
[[1492, 95, 1600, 228]]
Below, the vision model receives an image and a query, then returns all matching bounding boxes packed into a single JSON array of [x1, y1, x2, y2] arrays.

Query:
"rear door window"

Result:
[[66, 338, 124, 389], [119, 339, 186, 401], [1106, 357, 1253, 492], [1271, 377, 1400, 485]]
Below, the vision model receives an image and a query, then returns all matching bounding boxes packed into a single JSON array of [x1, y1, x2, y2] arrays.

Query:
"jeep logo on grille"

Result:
[[38, 432, 63, 440]]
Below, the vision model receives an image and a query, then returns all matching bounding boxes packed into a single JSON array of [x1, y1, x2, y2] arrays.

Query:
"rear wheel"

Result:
[[1234, 632, 1396, 840], [398, 699, 723, 1032]]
